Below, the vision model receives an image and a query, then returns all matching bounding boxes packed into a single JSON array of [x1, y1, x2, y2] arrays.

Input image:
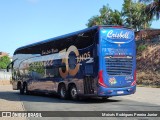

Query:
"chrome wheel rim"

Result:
[[71, 87, 77, 99]]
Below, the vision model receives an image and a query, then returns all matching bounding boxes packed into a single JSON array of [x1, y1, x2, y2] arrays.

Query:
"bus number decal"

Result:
[[59, 48, 68, 78], [59, 46, 80, 78]]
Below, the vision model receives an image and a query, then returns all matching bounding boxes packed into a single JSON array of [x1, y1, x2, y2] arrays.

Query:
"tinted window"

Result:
[[14, 29, 97, 55]]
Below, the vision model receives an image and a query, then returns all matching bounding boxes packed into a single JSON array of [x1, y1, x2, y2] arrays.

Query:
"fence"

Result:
[[0, 69, 11, 80]]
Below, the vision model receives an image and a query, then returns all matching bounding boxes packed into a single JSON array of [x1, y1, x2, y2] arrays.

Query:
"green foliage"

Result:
[[139, 0, 160, 20], [86, 0, 153, 31], [28, 62, 45, 76], [87, 15, 103, 27], [122, 0, 152, 31], [109, 10, 124, 25], [86, 5, 124, 27], [137, 45, 147, 51], [0, 56, 11, 69]]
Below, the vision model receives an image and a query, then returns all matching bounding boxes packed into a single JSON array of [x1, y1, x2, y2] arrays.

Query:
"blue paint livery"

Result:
[[11, 26, 136, 99]]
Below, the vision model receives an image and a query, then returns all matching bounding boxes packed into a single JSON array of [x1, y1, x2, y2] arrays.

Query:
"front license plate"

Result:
[[117, 91, 124, 94]]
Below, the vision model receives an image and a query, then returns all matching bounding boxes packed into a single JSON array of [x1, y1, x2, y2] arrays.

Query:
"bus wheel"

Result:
[[20, 84, 24, 95], [20, 83, 29, 95], [23, 83, 29, 95], [70, 85, 78, 100], [58, 84, 68, 99]]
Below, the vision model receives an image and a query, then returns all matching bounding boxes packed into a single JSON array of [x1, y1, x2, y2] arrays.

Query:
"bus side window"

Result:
[[46, 66, 60, 78], [74, 32, 94, 49]]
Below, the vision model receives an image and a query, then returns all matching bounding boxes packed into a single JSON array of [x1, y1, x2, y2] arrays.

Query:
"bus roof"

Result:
[[14, 25, 131, 55]]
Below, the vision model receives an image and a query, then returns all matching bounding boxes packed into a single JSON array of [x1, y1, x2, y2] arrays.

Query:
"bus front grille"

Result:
[[105, 56, 133, 75]]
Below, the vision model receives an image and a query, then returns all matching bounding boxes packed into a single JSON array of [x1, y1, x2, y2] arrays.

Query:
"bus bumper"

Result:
[[98, 85, 136, 97]]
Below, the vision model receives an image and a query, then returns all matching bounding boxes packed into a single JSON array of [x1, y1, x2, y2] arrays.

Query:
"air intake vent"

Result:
[[84, 76, 94, 94], [105, 56, 133, 75]]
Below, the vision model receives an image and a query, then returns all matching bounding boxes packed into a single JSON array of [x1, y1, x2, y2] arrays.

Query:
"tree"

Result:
[[0, 56, 11, 69], [139, 0, 160, 19], [122, 0, 152, 31], [86, 5, 124, 27], [86, 1, 153, 31], [109, 10, 124, 25], [86, 15, 103, 27]]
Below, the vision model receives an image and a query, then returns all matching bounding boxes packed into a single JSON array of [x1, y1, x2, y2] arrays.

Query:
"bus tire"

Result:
[[20, 84, 24, 95], [23, 83, 29, 95], [69, 85, 78, 100], [20, 83, 29, 95], [58, 84, 68, 99]]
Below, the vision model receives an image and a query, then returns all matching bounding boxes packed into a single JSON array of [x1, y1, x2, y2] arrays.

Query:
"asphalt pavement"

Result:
[[0, 85, 159, 120]]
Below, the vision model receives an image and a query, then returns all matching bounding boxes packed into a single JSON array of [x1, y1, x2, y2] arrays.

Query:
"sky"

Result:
[[0, 0, 159, 56]]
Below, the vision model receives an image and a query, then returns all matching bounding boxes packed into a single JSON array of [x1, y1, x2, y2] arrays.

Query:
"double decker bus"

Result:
[[10, 26, 136, 100]]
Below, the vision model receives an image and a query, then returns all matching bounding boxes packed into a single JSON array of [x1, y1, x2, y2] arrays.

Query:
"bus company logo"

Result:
[[109, 77, 117, 85], [107, 30, 130, 39], [59, 45, 93, 78], [42, 48, 58, 55], [77, 52, 92, 63]]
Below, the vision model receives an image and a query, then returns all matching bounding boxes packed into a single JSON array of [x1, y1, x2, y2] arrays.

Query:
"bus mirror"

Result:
[[7, 65, 10, 72], [6, 58, 17, 72]]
